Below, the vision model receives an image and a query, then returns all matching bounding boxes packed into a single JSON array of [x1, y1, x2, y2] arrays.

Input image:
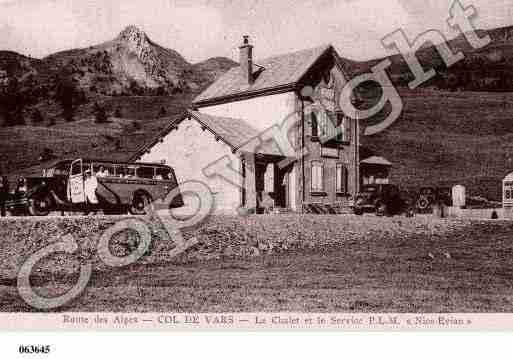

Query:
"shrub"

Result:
[[93, 102, 108, 123], [8, 110, 25, 126], [31, 108, 44, 124], [38, 148, 56, 162], [1, 111, 12, 127], [158, 106, 167, 117], [63, 107, 74, 122]]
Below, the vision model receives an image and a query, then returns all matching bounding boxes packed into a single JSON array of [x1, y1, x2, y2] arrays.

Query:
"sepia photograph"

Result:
[[0, 0, 513, 334]]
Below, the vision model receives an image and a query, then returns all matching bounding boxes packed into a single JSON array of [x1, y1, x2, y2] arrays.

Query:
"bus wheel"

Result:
[[129, 193, 151, 215], [28, 194, 52, 216]]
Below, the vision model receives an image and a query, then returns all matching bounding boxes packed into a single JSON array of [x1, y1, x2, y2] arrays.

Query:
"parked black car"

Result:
[[436, 187, 453, 206], [4, 176, 58, 216], [353, 184, 408, 216]]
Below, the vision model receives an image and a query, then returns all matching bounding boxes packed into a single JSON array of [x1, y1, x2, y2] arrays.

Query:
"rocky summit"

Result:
[[0, 24, 237, 101]]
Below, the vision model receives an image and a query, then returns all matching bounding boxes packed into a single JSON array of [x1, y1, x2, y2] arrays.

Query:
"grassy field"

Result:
[[1, 215, 513, 313], [0, 93, 192, 176], [361, 88, 513, 200]]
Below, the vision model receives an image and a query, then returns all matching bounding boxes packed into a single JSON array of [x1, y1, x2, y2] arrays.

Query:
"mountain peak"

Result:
[[117, 25, 148, 42]]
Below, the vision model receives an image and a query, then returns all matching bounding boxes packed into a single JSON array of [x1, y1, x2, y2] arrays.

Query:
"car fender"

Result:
[[26, 183, 54, 200]]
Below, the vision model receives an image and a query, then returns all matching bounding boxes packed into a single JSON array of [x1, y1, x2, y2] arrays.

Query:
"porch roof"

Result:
[[360, 156, 393, 166]]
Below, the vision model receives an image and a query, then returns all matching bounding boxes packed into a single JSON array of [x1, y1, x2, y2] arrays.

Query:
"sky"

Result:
[[0, 0, 511, 63]]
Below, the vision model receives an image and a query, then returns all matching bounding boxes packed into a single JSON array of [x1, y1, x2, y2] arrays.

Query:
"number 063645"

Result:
[[18, 345, 50, 354]]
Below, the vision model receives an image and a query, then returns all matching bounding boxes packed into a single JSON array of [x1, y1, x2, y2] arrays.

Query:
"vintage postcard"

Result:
[[1, 0, 513, 340]]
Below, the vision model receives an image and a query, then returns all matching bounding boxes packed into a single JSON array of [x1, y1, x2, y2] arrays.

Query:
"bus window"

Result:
[[126, 167, 137, 178], [138, 166, 155, 179], [155, 167, 171, 180], [93, 163, 114, 177], [115, 166, 126, 178]]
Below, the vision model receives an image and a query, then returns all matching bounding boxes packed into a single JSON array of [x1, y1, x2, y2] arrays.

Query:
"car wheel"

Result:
[[376, 202, 387, 216], [129, 193, 151, 215], [416, 197, 430, 211], [28, 194, 52, 216], [354, 208, 364, 216]]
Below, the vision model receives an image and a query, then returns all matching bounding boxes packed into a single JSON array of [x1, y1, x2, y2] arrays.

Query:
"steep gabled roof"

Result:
[[193, 44, 334, 106], [187, 111, 289, 156], [129, 115, 183, 161], [130, 110, 290, 161], [188, 110, 259, 150]]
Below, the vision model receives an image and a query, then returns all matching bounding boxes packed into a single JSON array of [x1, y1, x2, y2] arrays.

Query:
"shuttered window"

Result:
[[337, 113, 351, 143], [336, 163, 348, 194], [311, 111, 318, 137], [318, 110, 351, 143], [311, 161, 324, 192], [333, 113, 350, 143], [319, 110, 330, 140]]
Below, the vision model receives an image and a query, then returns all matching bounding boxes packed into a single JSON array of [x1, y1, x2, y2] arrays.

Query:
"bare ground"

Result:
[[1, 215, 513, 313]]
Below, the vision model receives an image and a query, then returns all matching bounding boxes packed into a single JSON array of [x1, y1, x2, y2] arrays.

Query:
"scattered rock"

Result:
[[223, 246, 236, 257], [249, 247, 260, 257]]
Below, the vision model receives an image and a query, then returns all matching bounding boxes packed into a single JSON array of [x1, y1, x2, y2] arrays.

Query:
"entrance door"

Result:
[[276, 164, 294, 209], [68, 159, 86, 203]]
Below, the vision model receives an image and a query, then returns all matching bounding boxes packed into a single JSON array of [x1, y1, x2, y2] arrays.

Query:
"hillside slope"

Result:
[[350, 25, 513, 200], [344, 25, 513, 92], [360, 88, 513, 200]]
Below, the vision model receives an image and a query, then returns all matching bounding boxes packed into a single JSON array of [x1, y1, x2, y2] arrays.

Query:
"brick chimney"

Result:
[[239, 35, 253, 85]]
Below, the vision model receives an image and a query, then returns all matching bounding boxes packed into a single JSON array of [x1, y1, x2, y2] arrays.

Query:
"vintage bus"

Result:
[[6, 158, 183, 216]]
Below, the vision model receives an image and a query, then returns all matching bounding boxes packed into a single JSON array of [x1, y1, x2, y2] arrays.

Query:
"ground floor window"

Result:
[[264, 163, 275, 193], [311, 161, 324, 193], [336, 163, 348, 194]]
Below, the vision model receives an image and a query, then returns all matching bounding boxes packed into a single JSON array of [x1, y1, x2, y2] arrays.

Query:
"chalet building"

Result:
[[134, 37, 362, 214]]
